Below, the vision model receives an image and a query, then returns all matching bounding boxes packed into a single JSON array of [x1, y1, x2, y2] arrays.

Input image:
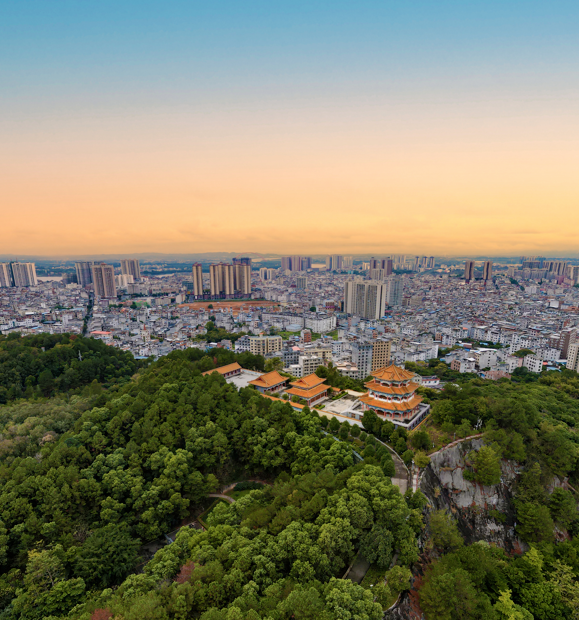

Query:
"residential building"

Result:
[[91, 263, 117, 298], [483, 261, 493, 281], [249, 335, 283, 356], [567, 343, 579, 372], [296, 276, 308, 290], [344, 279, 388, 319], [385, 276, 403, 306], [75, 261, 93, 287], [0, 263, 12, 287], [120, 259, 141, 280], [352, 342, 373, 378], [326, 255, 343, 271], [10, 262, 38, 287], [371, 340, 392, 371], [464, 260, 475, 282], [192, 263, 203, 296]]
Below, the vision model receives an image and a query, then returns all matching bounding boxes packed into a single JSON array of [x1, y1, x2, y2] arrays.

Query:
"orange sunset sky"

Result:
[[2, 2, 578, 257]]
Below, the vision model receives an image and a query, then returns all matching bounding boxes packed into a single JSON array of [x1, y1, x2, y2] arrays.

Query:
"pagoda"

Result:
[[359, 363, 425, 428]]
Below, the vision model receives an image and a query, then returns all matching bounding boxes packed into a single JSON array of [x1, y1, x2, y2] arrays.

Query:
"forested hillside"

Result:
[[1, 340, 579, 619], [0, 346, 421, 619], [0, 334, 147, 404]]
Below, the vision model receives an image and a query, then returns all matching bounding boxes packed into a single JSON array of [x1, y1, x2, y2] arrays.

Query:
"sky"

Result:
[[1, 1, 578, 257]]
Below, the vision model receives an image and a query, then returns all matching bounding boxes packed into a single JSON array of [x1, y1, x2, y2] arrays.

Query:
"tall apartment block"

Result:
[[10, 262, 38, 287], [483, 261, 493, 281], [344, 279, 388, 320], [120, 259, 141, 280], [296, 276, 308, 290], [209, 262, 251, 298], [371, 340, 392, 371], [326, 255, 343, 271], [352, 342, 373, 378], [75, 261, 94, 287], [192, 263, 203, 296], [91, 263, 117, 298], [385, 276, 402, 306], [0, 263, 13, 287], [464, 260, 475, 282]]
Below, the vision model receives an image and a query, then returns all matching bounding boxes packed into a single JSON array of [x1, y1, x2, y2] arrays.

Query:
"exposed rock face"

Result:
[[385, 438, 528, 619], [420, 438, 527, 553]]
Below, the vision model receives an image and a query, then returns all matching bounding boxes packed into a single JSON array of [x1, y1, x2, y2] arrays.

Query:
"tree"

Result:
[[548, 488, 577, 528], [360, 524, 394, 568], [516, 502, 554, 543], [414, 451, 431, 468], [386, 565, 412, 594], [419, 568, 483, 620], [362, 410, 379, 434], [329, 417, 340, 433], [350, 425, 361, 438], [494, 589, 535, 620], [309, 306, 316, 312], [338, 425, 350, 440], [429, 510, 464, 552], [264, 357, 283, 372], [73, 524, 140, 588], [473, 445, 501, 485], [410, 430, 430, 451], [38, 369, 55, 396]]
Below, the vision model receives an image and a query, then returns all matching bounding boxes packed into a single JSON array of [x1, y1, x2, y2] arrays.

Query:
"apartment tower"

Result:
[[120, 259, 141, 280], [192, 263, 203, 296], [91, 263, 117, 298]]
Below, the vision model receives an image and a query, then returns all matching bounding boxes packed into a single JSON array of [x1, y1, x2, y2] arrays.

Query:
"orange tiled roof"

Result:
[[289, 373, 326, 389], [371, 363, 416, 382], [285, 384, 328, 399], [202, 362, 242, 376], [249, 371, 287, 388], [364, 380, 419, 395], [359, 393, 422, 412]]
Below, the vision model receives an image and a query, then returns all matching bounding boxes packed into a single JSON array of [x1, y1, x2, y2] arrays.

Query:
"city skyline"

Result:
[[2, 1, 579, 256]]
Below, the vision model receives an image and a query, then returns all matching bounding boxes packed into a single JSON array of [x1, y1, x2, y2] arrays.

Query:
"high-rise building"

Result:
[[290, 255, 302, 272], [192, 263, 203, 296], [344, 279, 388, 319], [383, 258, 393, 276], [233, 263, 251, 296], [352, 342, 373, 378], [210, 263, 234, 296], [296, 276, 308, 290], [10, 262, 38, 287], [483, 261, 493, 281], [233, 257, 252, 266], [427, 257, 435, 269], [210, 261, 252, 297], [326, 255, 343, 271], [567, 343, 579, 372], [0, 263, 13, 287], [75, 261, 94, 287], [91, 263, 117, 298], [120, 259, 141, 280], [301, 257, 312, 270], [281, 257, 291, 271], [343, 256, 354, 269], [115, 274, 134, 288], [464, 260, 475, 282], [385, 276, 403, 307], [371, 340, 392, 371]]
